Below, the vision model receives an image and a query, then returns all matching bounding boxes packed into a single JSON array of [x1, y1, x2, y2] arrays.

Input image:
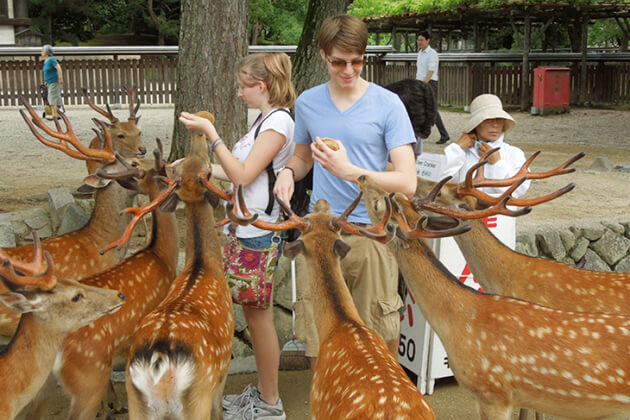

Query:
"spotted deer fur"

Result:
[[125, 112, 233, 420], [359, 175, 630, 420]]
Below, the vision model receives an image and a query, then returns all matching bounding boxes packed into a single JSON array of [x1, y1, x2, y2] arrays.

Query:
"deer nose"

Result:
[[118, 292, 126, 302], [138, 146, 147, 156], [358, 175, 366, 182]]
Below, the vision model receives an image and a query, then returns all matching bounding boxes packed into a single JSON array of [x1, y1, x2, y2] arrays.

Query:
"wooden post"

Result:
[[474, 23, 481, 52], [580, 15, 588, 105], [520, 12, 531, 111]]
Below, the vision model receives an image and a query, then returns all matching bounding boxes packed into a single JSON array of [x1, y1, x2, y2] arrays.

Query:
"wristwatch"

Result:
[[276, 166, 295, 180]]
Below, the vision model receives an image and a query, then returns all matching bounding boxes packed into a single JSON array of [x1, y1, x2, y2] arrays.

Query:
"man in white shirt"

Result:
[[416, 31, 450, 144]]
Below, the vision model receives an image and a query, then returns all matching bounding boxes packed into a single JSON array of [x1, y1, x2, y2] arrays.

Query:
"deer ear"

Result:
[[425, 216, 460, 230], [159, 194, 179, 213], [82, 174, 112, 190], [333, 239, 351, 260], [0, 291, 39, 313], [204, 191, 220, 208], [283, 240, 305, 259]]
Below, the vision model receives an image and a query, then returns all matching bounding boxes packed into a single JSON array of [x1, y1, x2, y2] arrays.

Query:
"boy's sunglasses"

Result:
[[326, 56, 366, 70]]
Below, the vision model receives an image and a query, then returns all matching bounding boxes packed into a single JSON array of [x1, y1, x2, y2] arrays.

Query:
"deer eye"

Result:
[[72, 293, 84, 302], [117, 134, 125, 139]]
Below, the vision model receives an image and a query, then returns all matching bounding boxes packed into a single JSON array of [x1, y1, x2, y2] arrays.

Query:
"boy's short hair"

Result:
[[318, 14, 368, 55], [418, 30, 431, 41]]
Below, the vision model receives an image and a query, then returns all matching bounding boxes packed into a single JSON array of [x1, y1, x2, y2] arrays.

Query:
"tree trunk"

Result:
[[169, 0, 248, 161], [292, 0, 352, 96]]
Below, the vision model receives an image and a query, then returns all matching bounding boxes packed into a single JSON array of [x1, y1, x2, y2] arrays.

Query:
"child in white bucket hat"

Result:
[[440, 93, 530, 198]]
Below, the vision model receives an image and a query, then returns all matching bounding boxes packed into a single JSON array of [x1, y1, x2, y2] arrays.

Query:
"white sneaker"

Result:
[[223, 393, 286, 420], [222, 384, 259, 412]]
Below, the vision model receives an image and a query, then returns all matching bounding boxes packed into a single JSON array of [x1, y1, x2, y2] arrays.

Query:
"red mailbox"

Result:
[[532, 66, 570, 115]]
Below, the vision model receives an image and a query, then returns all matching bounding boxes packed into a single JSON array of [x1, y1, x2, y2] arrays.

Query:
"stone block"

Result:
[[590, 229, 630, 266], [570, 237, 590, 261], [274, 306, 293, 346], [233, 304, 247, 333], [583, 249, 611, 272], [559, 229, 576, 252], [0, 224, 16, 247], [10, 208, 52, 241], [615, 256, 630, 273], [228, 355, 258, 375], [615, 163, 630, 173], [581, 225, 605, 241], [47, 188, 74, 231], [232, 336, 254, 359], [536, 230, 566, 261], [516, 232, 538, 257], [273, 257, 293, 311], [587, 157, 613, 172], [56, 203, 90, 236], [601, 221, 625, 235]]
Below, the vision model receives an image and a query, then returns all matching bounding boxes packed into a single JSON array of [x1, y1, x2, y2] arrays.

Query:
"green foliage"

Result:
[[250, 0, 308, 44], [29, 0, 95, 44], [589, 18, 627, 48], [350, 0, 622, 17]]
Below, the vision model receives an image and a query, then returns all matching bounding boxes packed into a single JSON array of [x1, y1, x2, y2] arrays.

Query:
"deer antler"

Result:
[[81, 87, 119, 123], [0, 232, 56, 290], [19, 96, 116, 163], [224, 185, 310, 233], [124, 86, 141, 120], [412, 176, 532, 219], [100, 175, 180, 254], [391, 195, 471, 239], [472, 149, 585, 188], [331, 192, 396, 244]]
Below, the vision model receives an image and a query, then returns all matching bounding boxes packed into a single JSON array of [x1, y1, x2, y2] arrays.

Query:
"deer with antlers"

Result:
[[0, 99, 146, 340], [0, 233, 125, 420], [122, 111, 234, 420], [414, 150, 630, 315], [358, 173, 630, 420], [225, 186, 436, 419], [21, 143, 179, 420], [82, 87, 145, 175]]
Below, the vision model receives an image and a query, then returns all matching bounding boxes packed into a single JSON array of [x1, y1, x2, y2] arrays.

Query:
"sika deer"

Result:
[[0, 233, 125, 420], [82, 86, 146, 175], [1, 102, 142, 339], [358, 174, 630, 420], [414, 151, 630, 314], [124, 112, 234, 420], [226, 187, 436, 420], [23, 144, 179, 420]]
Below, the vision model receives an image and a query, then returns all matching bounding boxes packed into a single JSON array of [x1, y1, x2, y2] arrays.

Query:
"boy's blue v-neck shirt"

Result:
[[294, 82, 415, 223]]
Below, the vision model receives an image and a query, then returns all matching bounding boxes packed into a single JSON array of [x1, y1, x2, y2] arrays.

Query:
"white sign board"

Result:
[[416, 153, 444, 182]]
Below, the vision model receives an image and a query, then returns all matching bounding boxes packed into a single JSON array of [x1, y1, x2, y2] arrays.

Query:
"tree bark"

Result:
[[292, 0, 353, 96], [169, 0, 248, 161]]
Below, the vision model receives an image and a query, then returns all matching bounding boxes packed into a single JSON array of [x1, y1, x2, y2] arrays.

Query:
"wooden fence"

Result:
[[1, 47, 630, 108], [0, 55, 177, 106]]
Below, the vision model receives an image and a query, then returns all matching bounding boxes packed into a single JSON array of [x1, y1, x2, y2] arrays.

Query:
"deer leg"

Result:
[[211, 374, 228, 420], [66, 374, 110, 420], [16, 373, 58, 420], [476, 399, 511, 420], [535, 412, 545, 420], [97, 380, 127, 418], [518, 408, 529, 420]]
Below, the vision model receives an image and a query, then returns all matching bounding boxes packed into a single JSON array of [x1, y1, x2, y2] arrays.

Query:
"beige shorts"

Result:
[[294, 234, 402, 357]]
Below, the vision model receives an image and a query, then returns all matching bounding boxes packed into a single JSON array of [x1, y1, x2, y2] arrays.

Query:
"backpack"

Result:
[[254, 110, 313, 240]]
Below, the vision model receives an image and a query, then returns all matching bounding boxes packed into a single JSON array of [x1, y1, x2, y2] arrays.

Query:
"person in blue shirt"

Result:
[[41, 44, 63, 119], [274, 14, 417, 366]]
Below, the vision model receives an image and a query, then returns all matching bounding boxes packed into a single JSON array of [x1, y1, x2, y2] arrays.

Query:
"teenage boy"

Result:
[[274, 14, 417, 363]]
